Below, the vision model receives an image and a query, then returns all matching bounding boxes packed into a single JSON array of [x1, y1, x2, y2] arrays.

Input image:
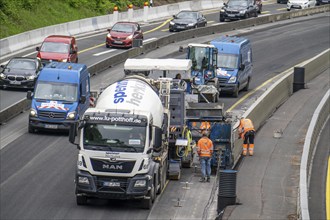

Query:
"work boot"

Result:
[[242, 144, 248, 156], [249, 144, 254, 156], [199, 177, 206, 182], [206, 177, 210, 182]]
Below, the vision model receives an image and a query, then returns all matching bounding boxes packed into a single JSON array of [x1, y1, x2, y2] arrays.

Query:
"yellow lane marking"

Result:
[[161, 28, 169, 32], [277, 8, 288, 11], [327, 156, 330, 220], [161, 180, 170, 195], [144, 18, 172, 34], [261, 11, 270, 14], [78, 43, 105, 54], [226, 74, 282, 112], [208, 21, 215, 24]]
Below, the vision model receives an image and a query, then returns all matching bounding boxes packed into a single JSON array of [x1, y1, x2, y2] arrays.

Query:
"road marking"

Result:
[[277, 8, 288, 11], [143, 37, 157, 43], [161, 28, 169, 32], [93, 49, 117, 56], [327, 156, 330, 220], [261, 11, 270, 14], [79, 43, 105, 54], [144, 18, 172, 34], [208, 21, 215, 24]]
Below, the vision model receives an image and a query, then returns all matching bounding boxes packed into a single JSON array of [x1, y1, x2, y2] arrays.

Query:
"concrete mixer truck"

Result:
[[69, 75, 172, 209]]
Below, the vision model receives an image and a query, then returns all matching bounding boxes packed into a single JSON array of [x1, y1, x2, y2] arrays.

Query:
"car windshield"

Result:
[[218, 53, 239, 69], [40, 42, 69, 53], [176, 11, 198, 19], [34, 81, 78, 101], [83, 124, 146, 153], [189, 47, 212, 71], [228, 0, 248, 7], [112, 23, 135, 33], [7, 59, 36, 70]]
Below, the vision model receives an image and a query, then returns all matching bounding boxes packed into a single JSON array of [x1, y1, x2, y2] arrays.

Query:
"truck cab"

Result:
[[27, 62, 90, 133], [211, 36, 253, 97], [36, 35, 78, 65]]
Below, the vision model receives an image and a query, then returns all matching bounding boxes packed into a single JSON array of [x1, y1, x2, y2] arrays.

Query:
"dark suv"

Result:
[[220, 0, 258, 22]]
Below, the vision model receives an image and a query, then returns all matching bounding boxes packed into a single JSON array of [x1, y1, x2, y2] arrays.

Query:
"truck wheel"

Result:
[[141, 184, 155, 209], [76, 195, 88, 205]]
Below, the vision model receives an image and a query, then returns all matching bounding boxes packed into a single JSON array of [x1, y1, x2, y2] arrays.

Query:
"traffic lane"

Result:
[[0, 14, 328, 220], [309, 119, 329, 220], [227, 70, 330, 219], [0, 3, 293, 110], [0, 130, 150, 220]]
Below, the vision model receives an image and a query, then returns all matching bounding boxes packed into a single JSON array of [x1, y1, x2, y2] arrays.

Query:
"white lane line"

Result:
[[143, 37, 157, 43], [93, 49, 117, 56]]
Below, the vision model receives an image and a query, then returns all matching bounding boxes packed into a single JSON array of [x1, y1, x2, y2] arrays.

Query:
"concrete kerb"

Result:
[[0, 7, 329, 124], [298, 89, 330, 220]]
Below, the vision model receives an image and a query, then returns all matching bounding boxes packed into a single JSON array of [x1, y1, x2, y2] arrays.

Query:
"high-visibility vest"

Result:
[[197, 136, 213, 157], [200, 121, 211, 130], [238, 119, 255, 138]]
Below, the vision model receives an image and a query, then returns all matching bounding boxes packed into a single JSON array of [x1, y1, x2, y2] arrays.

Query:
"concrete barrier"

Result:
[[0, 6, 329, 124], [298, 89, 329, 220]]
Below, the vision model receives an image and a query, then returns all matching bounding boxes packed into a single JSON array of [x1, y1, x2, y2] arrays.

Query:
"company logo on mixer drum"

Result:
[[113, 80, 146, 106]]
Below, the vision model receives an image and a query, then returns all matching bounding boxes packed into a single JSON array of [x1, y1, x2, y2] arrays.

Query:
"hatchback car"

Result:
[[287, 0, 316, 10], [106, 22, 143, 48], [169, 10, 207, 32], [0, 57, 42, 89], [36, 35, 78, 65], [220, 0, 258, 22]]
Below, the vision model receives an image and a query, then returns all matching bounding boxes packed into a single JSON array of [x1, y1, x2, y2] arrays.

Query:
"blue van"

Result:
[[27, 62, 90, 133], [211, 36, 252, 97]]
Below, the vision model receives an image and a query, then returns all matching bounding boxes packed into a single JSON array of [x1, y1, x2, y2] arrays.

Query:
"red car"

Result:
[[106, 22, 143, 48], [36, 35, 78, 65]]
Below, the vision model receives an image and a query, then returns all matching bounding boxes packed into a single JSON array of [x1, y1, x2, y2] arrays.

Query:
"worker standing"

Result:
[[238, 117, 256, 156], [197, 130, 213, 182]]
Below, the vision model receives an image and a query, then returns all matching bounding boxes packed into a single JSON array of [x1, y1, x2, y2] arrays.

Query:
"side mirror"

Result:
[[153, 127, 163, 150], [107, 29, 111, 32], [0, 65, 5, 68], [36, 47, 40, 51], [79, 95, 86, 104], [27, 91, 33, 100], [223, 3, 227, 6], [69, 123, 79, 148], [179, 46, 184, 52], [146, 148, 153, 154], [239, 64, 245, 71], [173, 15, 176, 18]]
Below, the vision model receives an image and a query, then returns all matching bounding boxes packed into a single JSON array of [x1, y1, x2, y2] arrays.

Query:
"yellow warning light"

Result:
[[68, 66, 72, 70]]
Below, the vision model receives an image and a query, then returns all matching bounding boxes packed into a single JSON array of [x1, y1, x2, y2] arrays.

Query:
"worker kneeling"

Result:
[[238, 118, 256, 156], [197, 130, 214, 182]]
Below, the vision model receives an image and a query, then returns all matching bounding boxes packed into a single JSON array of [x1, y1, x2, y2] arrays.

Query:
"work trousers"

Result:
[[243, 130, 255, 144], [200, 157, 211, 178]]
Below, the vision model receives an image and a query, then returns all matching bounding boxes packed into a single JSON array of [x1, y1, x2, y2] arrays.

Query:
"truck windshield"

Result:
[[40, 42, 69, 54], [217, 53, 239, 69], [83, 124, 146, 153], [189, 47, 212, 71], [34, 82, 78, 101]]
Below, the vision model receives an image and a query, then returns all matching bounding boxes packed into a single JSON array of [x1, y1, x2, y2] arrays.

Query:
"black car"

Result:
[[0, 57, 42, 89], [169, 10, 207, 32], [220, 0, 258, 22]]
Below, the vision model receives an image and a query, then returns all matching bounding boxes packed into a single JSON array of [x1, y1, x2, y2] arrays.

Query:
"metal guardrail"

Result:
[[0, 5, 329, 125]]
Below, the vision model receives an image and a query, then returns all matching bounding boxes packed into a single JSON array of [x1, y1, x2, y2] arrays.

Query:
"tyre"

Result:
[[287, 8, 290, 11], [243, 78, 250, 91], [141, 183, 155, 209], [220, 16, 225, 22], [106, 44, 110, 48], [76, 195, 88, 205], [28, 125, 35, 133], [232, 85, 239, 98]]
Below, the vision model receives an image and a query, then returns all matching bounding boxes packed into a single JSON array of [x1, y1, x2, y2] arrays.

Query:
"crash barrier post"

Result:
[[217, 170, 237, 214], [298, 90, 330, 220], [0, 9, 329, 124]]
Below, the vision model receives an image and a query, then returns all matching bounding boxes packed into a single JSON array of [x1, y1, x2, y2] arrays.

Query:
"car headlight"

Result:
[[240, 10, 246, 14], [59, 59, 67, 62], [220, 9, 225, 12], [0, 73, 6, 79], [126, 35, 133, 40], [187, 23, 195, 27], [78, 176, 90, 185], [228, 76, 237, 83], [29, 108, 37, 117], [67, 111, 76, 120], [26, 75, 36, 80], [134, 179, 147, 187], [169, 21, 175, 25], [107, 33, 112, 38]]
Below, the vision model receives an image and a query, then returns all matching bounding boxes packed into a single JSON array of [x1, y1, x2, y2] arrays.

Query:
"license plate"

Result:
[[228, 14, 235, 17], [292, 5, 300, 8], [10, 81, 21, 85], [103, 182, 120, 187], [45, 124, 58, 129], [114, 40, 123, 44], [177, 26, 185, 29]]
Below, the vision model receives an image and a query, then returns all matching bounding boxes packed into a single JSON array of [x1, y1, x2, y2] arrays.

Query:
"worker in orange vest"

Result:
[[197, 130, 213, 182], [238, 117, 256, 156]]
